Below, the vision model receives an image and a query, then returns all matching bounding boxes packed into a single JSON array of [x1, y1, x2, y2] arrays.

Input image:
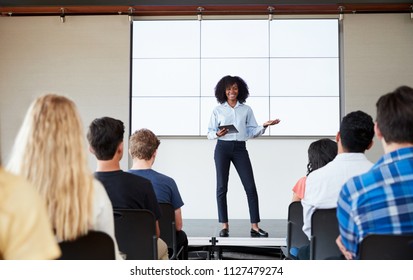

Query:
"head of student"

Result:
[[214, 75, 249, 104], [129, 128, 160, 161], [338, 110, 375, 153], [376, 85, 413, 145], [7, 93, 95, 241], [306, 138, 337, 175], [87, 117, 125, 160]]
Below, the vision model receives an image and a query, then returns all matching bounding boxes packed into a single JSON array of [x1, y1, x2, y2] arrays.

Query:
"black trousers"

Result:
[[214, 140, 260, 223]]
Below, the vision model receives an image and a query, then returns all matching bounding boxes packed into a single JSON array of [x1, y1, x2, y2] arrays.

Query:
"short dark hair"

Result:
[[87, 117, 124, 160], [214, 75, 249, 104], [376, 85, 413, 144], [307, 138, 337, 175], [339, 110, 374, 153]]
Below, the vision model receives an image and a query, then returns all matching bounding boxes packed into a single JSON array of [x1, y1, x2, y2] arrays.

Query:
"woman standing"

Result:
[[207, 75, 280, 238]]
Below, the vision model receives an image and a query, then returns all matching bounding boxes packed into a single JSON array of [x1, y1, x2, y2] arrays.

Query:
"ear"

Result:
[[374, 122, 383, 140], [117, 141, 124, 154], [88, 146, 95, 155], [335, 131, 340, 142]]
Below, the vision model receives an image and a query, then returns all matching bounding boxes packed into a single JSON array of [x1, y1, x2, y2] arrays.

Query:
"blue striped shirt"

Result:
[[207, 101, 266, 141], [337, 147, 413, 258]]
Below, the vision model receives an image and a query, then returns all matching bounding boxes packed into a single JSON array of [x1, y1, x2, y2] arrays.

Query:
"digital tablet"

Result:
[[218, 124, 239, 134]]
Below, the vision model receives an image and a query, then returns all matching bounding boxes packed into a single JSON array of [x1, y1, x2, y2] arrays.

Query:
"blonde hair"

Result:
[[7, 94, 94, 241]]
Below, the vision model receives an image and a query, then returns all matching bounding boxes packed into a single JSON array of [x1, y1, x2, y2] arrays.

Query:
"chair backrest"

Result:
[[286, 201, 310, 258], [113, 209, 158, 260], [310, 208, 341, 260], [158, 202, 182, 259], [359, 234, 413, 260], [58, 230, 115, 260]]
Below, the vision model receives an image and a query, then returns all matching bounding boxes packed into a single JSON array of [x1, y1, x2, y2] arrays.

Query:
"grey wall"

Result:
[[0, 15, 131, 169], [343, 13, 413, 162], [1, 13, 413, 220]]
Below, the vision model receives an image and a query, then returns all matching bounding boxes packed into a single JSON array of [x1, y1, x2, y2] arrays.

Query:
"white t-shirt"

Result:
[[301, 153, 373, 239]]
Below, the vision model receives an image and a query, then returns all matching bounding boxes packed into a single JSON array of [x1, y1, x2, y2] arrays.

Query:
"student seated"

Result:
[[291, 138, 337, 202], [0, 166, 60, 260], [337, 86, 413, 259], [87, 117, 168, 260], [128, 128, 189, 260], [7, 94, 122, 260], [298, 110, 375, 259], [288, 138, 337, 258]]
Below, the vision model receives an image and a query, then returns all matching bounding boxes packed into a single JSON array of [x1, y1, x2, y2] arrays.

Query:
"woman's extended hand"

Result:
[[263, 119, 280, 128]]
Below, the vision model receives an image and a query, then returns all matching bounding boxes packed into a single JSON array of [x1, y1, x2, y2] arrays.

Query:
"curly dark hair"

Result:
[[214, 75, 250, 104], [306, 138, 337, 176]]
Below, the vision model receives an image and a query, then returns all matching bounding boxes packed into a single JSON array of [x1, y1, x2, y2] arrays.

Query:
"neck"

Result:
[[337, 140, 346, 154], [382, 140, 413, 154], [227, 100, 237, 108], [131, 158, 153, 170], [96, 159, 121, 172]]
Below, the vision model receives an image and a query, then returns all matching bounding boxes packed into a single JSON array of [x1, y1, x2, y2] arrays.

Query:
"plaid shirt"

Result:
[[337, 147, 413, 259]]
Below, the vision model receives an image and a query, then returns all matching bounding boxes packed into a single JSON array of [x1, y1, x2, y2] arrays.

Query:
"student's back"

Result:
[[128, 128, 188, 259], [0, 168, 60, 260], [87, 117, 168, 260], [291, 138, 337, 202], [95, 170, 161, 219], [298, 110, 375, 260], [128, 169, 184, 209], [301, 110, 375, 240], [337, 86, 413, 259], [6, 95, 121, 259]]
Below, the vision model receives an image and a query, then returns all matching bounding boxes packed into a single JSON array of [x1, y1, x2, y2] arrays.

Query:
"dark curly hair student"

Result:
[[207, 75, 281, 238], [291, 138, 338, 203], [307, 138, 338, 176]]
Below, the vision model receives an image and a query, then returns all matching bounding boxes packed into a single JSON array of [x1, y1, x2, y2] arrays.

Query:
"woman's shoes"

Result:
[[250, 228, 269, 237], [219, 228, 268, 237], [219, 228, 229, 237]]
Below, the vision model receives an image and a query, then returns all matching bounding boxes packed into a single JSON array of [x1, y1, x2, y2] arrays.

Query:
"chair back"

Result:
[[285, 201, 310, 258], [359, 234, 413, 260], [310, 208, 341, 260], [113, 209, 158, 260], [159, 202, 183, 259], [58, 230, 115, 260]]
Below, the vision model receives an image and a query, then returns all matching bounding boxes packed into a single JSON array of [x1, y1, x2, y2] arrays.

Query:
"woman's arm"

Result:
[[263, 119, 281, 128]]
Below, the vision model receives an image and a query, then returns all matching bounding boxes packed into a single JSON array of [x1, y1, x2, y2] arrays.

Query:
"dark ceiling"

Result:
[[1, 0, 412, 5], [0, 1, 412, 16]]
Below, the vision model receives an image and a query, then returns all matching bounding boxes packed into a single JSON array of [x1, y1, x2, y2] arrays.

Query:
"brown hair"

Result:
[[376, 86, 413, 144], [129, 128, 160, 161]]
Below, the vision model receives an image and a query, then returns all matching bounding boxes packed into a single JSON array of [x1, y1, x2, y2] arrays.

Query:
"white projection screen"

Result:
[[131, 19, 340, 136]]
